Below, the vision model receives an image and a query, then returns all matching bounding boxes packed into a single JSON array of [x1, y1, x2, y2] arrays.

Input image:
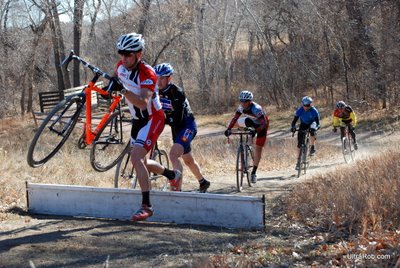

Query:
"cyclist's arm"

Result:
[[227, 111, 241, 129], [291, 115, 299, 128], [171, 88, 186, 127], [332, 109, 340, 127], [350, 111, 357, 127], [124, 88, 153, 110]]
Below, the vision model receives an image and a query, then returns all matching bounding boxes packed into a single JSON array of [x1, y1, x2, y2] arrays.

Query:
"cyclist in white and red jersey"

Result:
[[224, 90, 270, 184], [107, 33, 179, 222]]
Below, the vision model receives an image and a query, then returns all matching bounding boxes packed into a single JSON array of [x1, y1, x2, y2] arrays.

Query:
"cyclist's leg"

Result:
[[251, 129, 266, 182], [309, 122, 318, 153], [349, 124, 357, 143], [169, 119, 198, 189], [340, 126, 346, 139], [131, 116, 163, 215]]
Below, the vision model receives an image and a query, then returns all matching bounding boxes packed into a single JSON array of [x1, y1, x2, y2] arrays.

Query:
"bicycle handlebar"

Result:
[[61, 50, 112, 80], [229, 127, 255, 135]]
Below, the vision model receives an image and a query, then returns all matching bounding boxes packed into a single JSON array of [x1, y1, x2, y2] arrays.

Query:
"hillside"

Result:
[[0, 108, 399, 267]]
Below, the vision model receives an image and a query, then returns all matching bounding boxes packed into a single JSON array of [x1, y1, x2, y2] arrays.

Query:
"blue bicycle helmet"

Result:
[[302, 96, 313, 106], [154, 63, 174, 77]]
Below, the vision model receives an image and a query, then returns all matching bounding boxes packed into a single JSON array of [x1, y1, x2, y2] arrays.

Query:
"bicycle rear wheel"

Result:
[[150, 149, 170, 191], [90, 111, 131, 172], [114, 150, 136, 189], [27, 96, 83, 167], [236, 145, 245, 192]]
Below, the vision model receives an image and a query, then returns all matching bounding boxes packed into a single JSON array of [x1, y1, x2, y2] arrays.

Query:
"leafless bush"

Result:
[[286, 148, 400, 235]]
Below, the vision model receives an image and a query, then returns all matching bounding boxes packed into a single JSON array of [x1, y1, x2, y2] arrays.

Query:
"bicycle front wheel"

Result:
[[236, 145, 245, 192], [348, 136, 356, 161], [303, 139, 310, 175], [342, 137, 351, 163], [245, 145, 254, 187], [27, 96, 83, 167], [90, 111, 131, 172], [150, 149, 170, 191], [114, 150, 136, 189]]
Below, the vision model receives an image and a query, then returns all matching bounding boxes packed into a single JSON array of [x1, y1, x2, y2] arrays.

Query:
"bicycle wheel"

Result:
[[90, 111, 131, 172], [296, 147, 303, 178], [114, 150, 137, 189], [303, 138, 310, 175], [245, 145, 254, 187], [342, 137, 351, 163], [150, 149, 170, 191], [27, 96, 83, 167], [348, 135, 356, 161], [236, 145, 245, 192]]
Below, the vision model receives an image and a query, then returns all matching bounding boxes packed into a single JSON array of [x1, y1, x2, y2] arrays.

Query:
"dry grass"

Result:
[[285, 146, 400, 235]]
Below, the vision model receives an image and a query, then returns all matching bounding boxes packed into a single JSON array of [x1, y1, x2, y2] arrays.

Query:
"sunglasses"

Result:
[[303, 104, 311, 107], [118, 51, 135, 56]]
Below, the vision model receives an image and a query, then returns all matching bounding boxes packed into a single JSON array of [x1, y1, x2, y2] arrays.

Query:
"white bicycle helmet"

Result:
[[239, 90, 253, 102], [116, 33, 145, 52], [336, 101, 346, 108], [154, 63, 174, 76], [302, 96, 313, 106]]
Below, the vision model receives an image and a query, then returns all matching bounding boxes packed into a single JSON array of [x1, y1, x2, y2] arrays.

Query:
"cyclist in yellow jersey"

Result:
[[332, 101, 358, 150]]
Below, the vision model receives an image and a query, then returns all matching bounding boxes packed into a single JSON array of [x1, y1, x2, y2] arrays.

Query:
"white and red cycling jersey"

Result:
[[115, 60, 163, 120], [115, 60, 164, 151]]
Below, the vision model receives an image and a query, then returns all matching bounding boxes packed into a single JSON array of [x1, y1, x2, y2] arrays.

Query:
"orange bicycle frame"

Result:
[[83, 81, 122, 145]]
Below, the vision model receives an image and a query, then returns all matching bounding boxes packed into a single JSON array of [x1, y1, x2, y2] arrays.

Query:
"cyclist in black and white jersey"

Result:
[[224, 90, 270, 184], [154, 63, 210, 193]]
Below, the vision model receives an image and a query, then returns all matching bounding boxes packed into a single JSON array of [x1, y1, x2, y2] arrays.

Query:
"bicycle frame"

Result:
[[114, 141, 170, 190], [83, 81, 122, 146], [341, 124, 355, 163], [293, 128, 312, 177], [62, 50, 122, 147], [229, 128, 255, 191]]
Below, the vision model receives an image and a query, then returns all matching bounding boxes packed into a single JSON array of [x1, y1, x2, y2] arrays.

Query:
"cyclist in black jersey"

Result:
[[154, 63, 210, 193]]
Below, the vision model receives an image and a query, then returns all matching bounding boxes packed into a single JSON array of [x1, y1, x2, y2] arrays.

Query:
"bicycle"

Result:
[[229, 127, 255, 192], [340, 124, 356, 163], [114, 142, 170, 190], [293, 128, 313, 178], [27, 50, 130, 172]]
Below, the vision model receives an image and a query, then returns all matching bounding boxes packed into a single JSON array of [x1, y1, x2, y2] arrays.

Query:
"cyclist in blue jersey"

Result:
[[291, 96, 320, 170], [152, 63, 210, 193]]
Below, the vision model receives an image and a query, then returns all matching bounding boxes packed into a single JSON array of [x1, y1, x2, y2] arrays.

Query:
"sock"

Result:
[[142, 191, 151, 207], [199, 178, 208, 186], [252, 166, 258, 175], [162, 168, 175, 180]]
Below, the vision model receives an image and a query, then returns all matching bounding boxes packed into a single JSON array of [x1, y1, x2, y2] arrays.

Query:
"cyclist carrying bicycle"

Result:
[[107, 33, 178, 222], [291, 96, 320, 170], [332, 101, 358, 150], [224, 90, 269, 184], [151, 63, 211, 193]]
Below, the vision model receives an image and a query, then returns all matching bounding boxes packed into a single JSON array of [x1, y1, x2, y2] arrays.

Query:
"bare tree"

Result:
[[73, 0, 85, 86]]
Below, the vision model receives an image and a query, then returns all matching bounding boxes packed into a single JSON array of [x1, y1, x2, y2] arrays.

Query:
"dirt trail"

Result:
[[0, 128, 398, 267]]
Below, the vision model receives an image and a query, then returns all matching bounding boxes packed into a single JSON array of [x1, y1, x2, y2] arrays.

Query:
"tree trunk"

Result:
[[48, 0, 71, 91], [73, 0, 85, 86], [345, 0, 386, 108], [137, 0, 152, 35]]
